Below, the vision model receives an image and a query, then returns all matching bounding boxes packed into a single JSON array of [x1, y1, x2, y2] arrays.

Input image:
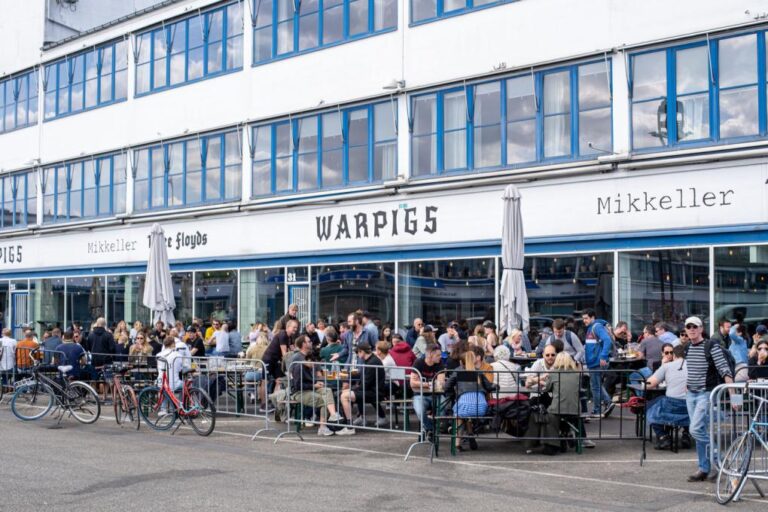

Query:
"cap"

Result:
[[482, 320, 496, 329], [684, 316, 703, 328], [757, 325, 768, 335], [448, 321, 460, 330], [422, 325, 434, 333]]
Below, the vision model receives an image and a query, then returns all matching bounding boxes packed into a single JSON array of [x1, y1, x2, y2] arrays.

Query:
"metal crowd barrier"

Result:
[[280, 359, 429, 460], [428, 367, 648, 461], [710, 381, 768, 502]]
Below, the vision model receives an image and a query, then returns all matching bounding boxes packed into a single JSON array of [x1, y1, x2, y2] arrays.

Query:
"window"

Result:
[[133, 129, 241, 212], [714, 245, 768, 332], [252, 0, 396, 64], [135, 2, 243, 96], [0, 69, 38, 133], [41, 153, 126, 224], [631, 30, 767, 150], [43, 39, 127, 120], [410, 0, 515, 24], [0, 171, 34, 230], [251, 101, 396, 196], [410, 61, 610, 176]]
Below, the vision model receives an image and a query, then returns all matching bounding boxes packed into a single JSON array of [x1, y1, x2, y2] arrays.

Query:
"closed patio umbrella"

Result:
[[499, 185, 530, 334], [142, 223, 175, 326]]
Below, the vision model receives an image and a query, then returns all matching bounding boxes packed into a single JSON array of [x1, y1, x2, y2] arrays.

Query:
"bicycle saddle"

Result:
[[180, 368, 195, 376], [58, 365, 73, 375]]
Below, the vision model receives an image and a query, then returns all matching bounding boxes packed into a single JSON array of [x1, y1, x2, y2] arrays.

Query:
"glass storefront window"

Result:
[[107, 274, 151, 328], [398, 258, 494, 335], [312, 263, 395, 328], [172, 272, 194, 327], [240, 268, 285, 331], [195, 270, 237, 326], [0, 281, 7, 332], [619, 249, 709, 334], [524, 253, 613, 334], [30, 277, 65, 334], [66, 276, 105, 330], [715, 245, 768, 331]]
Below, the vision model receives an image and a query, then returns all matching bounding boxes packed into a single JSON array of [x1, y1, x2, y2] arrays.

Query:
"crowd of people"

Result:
[[1, 305, 768, 481]]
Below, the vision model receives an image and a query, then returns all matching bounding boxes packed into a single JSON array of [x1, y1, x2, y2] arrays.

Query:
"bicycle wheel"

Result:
[[138, 387, 177, 431], [716, 432, 754, 504], [11, 382, 55, 421], [186, 387, 216, 437], [67, 382, 101, 424], [115, 385, 140, 430]]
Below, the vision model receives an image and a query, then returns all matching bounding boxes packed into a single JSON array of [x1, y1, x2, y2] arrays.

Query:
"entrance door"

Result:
[[288, 284, 310, 327], [11, 291, 29, 339]]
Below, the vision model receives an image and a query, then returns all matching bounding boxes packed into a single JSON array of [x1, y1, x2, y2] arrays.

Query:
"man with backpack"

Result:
[[536, 318, 584, 364], [582, 309, 615, 418], [683, 316, 735, 482]]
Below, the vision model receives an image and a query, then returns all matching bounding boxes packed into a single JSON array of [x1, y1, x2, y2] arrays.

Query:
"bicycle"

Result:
[[137, 355, 216, 436], [104, 363, 140, 430], [10, 349, 101, 425], [716, 389, 768, 504]]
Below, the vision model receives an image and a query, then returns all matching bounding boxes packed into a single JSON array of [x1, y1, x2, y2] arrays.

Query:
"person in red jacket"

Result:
[[389, 334, 417, 397]]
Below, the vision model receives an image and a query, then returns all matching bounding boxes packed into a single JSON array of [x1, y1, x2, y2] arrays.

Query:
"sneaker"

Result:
[[317, 426, 335, 437], [304, 421, 315, 428], [258, 406, 275, 414], [375, 417, 388, 428], [327, 412, 341, 422], [654, 435, 672, 451], [582, 439, 596, 448], [336, 427, 356, 436], [352, 416, 365, 427], [602, 403, 616, 418], [157, 410, 170, 418]]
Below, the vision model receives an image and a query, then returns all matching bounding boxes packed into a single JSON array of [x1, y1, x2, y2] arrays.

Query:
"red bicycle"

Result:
[[104, 363, 140, 430], [137, 356, 216, 436]]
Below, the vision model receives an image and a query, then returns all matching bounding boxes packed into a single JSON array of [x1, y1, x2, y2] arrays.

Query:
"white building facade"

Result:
[[0, 0, 766, 338]]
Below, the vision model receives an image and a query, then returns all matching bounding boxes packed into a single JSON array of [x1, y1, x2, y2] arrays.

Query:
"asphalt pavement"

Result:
[[0, 405, 764, 511]]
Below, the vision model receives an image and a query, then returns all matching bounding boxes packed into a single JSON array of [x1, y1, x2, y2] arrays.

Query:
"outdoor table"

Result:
[[608, 356, 646, 371], [509, 355, 538, 368], [626, 382, 665, 402]]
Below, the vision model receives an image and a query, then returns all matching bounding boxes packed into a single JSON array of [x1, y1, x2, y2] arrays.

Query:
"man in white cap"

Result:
[[683, 315, 734, 482]]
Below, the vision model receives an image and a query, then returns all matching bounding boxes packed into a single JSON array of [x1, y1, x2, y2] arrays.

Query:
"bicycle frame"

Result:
[[747, 396, 768, 452], [153, 361, 202, 418]]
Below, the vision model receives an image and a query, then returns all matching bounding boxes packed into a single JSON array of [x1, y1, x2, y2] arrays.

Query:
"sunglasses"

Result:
[[663, 351, 673, 355], [685, 324, 701, 329], [544, 353, 556, 357]]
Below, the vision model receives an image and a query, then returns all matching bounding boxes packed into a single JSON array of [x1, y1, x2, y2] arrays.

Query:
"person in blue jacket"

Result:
[[728, 324, 750, 382], [582, 309, 616, 417]]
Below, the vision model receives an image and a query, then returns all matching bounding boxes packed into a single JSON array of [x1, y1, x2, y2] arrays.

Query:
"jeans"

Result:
[[412, 395, 434, 432], [589, 370, 612, 414], [686, 390, 711, 473]]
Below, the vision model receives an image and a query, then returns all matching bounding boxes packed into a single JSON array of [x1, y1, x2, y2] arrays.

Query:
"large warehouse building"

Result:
[[0, 0, 766, 338]]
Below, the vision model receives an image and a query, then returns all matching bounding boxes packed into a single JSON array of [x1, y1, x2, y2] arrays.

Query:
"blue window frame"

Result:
[[410, 60, 611, 176], [250, 100, 396, 197], [43, 39, 127, 121], [0, 69, 39, 133], [410, 0, 515, 25], [631, 30, 768, 150], [135, 2, 243, 96], [251, 0, 396, 65], [0, 171, 35, 230], [41, 153, 127, 224], [133, 130, 241, 212]]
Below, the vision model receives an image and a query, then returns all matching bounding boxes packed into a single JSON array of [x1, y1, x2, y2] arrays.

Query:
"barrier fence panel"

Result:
[[280, 359, 429, 460], [428, 367, 648, 461], [710, 381, 768, 502]]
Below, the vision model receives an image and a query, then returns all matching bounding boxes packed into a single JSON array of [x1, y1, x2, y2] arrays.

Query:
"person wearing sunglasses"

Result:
[[747, 340, 768, 380], [646, 344, 689, 450], [682, 316, 735, 482]]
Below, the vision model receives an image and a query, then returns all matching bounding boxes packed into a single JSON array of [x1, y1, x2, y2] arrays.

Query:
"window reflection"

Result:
[[715, 246, 768, 332], [313, 264, 395, 327]]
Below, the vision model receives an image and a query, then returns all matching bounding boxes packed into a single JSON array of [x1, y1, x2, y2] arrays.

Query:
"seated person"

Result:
[[410, 343, 446, 439], [529, 352, 582, 456], [525, 341, 563, 389], [748, 340, 768, 380], [446, 340, 470, 371], [54, 330, 87, 379], [290, 336, 341, 436], [388, 334, 415, 397], [646, 345, 690, 450], [319, 330, 343, 363], [338, 342, 387, 434], [444, 349, 498, 451], [504, 329, 527, 356], [489, 345, 521, 397]]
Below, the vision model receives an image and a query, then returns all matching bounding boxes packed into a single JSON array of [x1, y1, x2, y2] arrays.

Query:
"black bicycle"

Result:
[[10, 348, 101, 425]]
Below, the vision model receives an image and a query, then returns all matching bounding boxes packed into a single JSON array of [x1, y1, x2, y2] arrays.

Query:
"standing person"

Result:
[[483, 321, 499, 348], [438, 322, 461, 353], [582, 309, 615, 418], [212, 322, 230, 357], [16, 330, 40, 371], [537, 318, 585, 364], [710, 319, 732, 348], [304, 322, 320, 350], [84, 317, 116, 368], [683, 316, 735, 482], [0, 328, 17, 386], [227, 321, 243, 358], [655, 322, 679, 346], [334, 312, 374, 365], [406, 318, 424, 348], [262, 319, 298, 392], [362, 311, 379, 341], [316, 320, 327, 346], [727, 323, 750, 382], [204, 319, 221, 354], [42, 327, 63, 364], [381, 326, 393, 344], [277, 304, 299, 331]]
